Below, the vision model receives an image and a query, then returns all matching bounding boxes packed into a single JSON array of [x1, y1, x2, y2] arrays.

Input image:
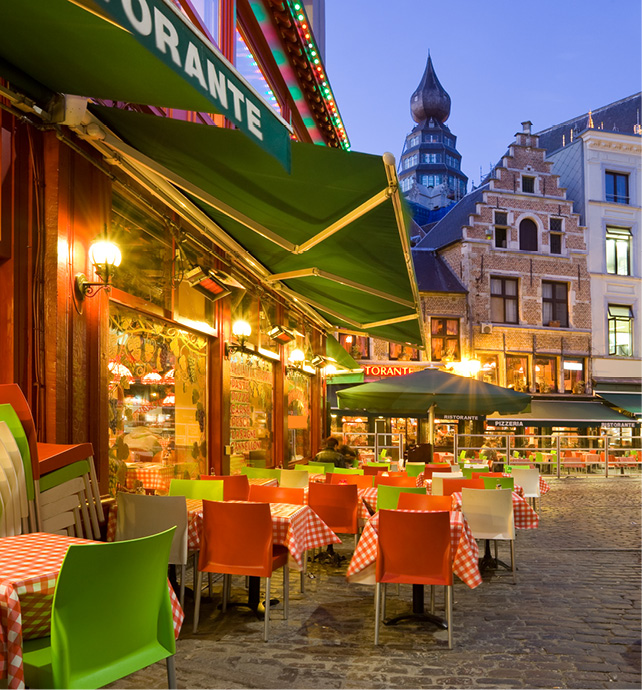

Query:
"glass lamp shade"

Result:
[[89, 240, 122, 269], [232, 320, 252, 339], [289, 348, 305, 364]]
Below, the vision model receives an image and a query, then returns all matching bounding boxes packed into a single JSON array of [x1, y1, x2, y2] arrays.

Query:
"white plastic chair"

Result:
[[461, 487, 515, 583], [279, 469, 309, 488], [115, 493, 189, 608], [0, 421, 30, 533], [431, 471, 463, 495], [510, 468, 541, 512]]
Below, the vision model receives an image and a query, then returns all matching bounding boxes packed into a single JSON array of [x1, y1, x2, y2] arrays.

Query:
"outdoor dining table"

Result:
[[125, 461, 175, 492], [0, 532, 184, 690]]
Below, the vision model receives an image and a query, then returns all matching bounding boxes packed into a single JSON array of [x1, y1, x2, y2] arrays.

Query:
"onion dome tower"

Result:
[[399, 54, 468, 225]]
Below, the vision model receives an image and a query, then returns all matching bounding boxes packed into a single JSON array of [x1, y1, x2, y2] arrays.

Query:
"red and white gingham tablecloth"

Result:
[[0, 533, 183, 690], [347, 510, 482, 589], [419, 474, 550, 497], [451, 491, 539, 529], [125, 462, 175, 492]]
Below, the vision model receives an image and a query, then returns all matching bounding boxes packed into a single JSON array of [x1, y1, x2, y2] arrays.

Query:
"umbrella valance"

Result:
[[85, 105, 424, 346], [336, 368, 531, 416]]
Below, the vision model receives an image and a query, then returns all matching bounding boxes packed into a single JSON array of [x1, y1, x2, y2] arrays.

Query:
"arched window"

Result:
[[519, 219, 538, 251]]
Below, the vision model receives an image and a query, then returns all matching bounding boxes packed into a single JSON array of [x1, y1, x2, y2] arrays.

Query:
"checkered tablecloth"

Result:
[[248, 477, 279, 487], [419, 475, 549, 497], [0, 533, 183, 690], [451, 491, 539, 529], [125, 462, 175, 492], [346, 510, 482, 589]]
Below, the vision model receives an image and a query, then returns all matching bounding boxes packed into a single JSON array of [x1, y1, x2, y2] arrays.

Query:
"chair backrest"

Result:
[[115, 493, 188, 565], [241, 466, 282, 481], [430, 471, 463, 495], [0, 420, 29, 523], [331, 467, 364, 475], [462, 467, 490, 479], [510, 468, 540, 497], [330, 473, 374, 489], [374, 475, 417, 488], [199, 500, 274, 577], [404, 462, 425, 478], [248, 484, 305, 505], [169, 478, 223, 501], [50, 528, 176, 689], [279, 469, 310, 488], [0, 403, 35, 500], [376, 485, 426, 511], [481, 476, 514, 490], [308, 462, 335, 474], [294, 464, 321, 473], [0, 441, 22, 535], [362, 465, 384, 476], [441, 477, 485, 496], [200, 474, 249, 501], [461, 488, 515, 540], [478, 472, 504, 478], [0, 386, 39, 481], [366, 462, 390, 469], [376, 510, 452, 586], [422, 463, 452, 480], [307, 483, 358, 534], [396, 493, 452, 511]]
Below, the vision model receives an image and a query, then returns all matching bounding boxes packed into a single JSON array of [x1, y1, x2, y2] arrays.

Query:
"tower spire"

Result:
[[410, 53, 451, 124]]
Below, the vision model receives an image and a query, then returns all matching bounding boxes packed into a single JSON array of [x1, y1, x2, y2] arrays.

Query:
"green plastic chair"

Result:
[[241, 467, 281, 481], [22, 528, 178, 689], [169, 478, 223, 501], [332, 467, 364, 475], [462, 467, 488, 479], [459, 451, 467, 461], [294, 464, 320, 473], [504, 465, 529, 474], [404, 462, 425, 478], [308, 462, 335, 474], [376, 485, 426, 511], [366, 461, 390, 469], [482, 477, 514, 490]]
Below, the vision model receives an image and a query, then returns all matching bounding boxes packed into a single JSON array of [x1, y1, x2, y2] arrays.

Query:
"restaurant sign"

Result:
[[488, 420, 524, 427], [97, 0, 291, 169], [441, 414, 485, 422], [363, 365, 427, 378], [601, 421, 637, 428]]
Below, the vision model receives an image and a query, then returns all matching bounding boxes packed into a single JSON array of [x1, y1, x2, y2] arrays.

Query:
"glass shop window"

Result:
[[286, 370, 311, 465], [431, 318, 460, 361], [339, 333, 370, 359], [107, 304, 208, 497], [478, 354, 499, 385], [506, 355, 529, 392], [535, 356, 557, 393], [389, 343, 420, 361], [563, 358, 585, 394]]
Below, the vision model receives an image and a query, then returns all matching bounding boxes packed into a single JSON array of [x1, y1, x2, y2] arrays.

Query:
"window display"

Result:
[[107, 304, 208, 496], [286, 370, 311, 464], [506, 355, 529, 392]]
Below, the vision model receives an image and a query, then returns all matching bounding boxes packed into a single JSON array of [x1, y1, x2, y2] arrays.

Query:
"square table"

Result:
[[347, 509, 482, 589], [0, 533, 184, 690]]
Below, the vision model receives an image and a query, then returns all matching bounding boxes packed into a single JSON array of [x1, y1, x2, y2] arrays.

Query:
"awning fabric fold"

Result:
[[325, 334, 364, 385], [487, 400, 638, 428], [595, 394, 642, 417], [88, 105, 424, 345]]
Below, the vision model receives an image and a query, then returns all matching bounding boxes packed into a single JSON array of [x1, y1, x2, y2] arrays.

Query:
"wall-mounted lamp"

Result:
[[225, 320, 253, 359], [267, 325, 295, 344], [74, 239, 122, 312], [286, 348, 306, 374]]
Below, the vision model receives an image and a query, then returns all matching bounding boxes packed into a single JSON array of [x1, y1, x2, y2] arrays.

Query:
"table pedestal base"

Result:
[[219, 576, 278, 619], [478, 539, 513, 573], [384, 584, 447, 630]]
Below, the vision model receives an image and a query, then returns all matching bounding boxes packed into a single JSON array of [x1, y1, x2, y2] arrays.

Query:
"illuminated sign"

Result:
[[363, 365, 427, 378]]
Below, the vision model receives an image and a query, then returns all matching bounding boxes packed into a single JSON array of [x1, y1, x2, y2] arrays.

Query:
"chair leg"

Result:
[[208, 572, 213, 598], [193, 570, 203, 633], [300, 551, 306, 593], [264, 577, 271, 642], [283, 565, 289, 620], [166, 655, 177, 689], [81, 473, 101, 538], [430, 585, 435, 614], [446, 585, 453, 649], [374, 583, 381, 645], [494, 540, 498, 561], [179, 564, 186, 610], [222, 574, 230, 612], [381, 582, 387, 619], [87, 456, 105, 522], [510, 540, 516, 585]]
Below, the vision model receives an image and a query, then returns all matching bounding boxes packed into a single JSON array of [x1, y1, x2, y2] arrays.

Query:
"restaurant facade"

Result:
[[0, 0, 424, 497]]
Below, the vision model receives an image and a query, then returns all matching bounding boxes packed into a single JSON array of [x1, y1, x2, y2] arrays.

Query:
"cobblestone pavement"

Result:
[[111, 477, 641, 689]]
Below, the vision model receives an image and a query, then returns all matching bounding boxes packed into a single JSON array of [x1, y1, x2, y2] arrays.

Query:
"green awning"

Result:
[[325, 334, 364, 385], [0, 0, 291, 167], [85, 105, 424, 345], [336, 368, 530, 416], [596, 394, 642, 416], [487, 400, 638, 428]]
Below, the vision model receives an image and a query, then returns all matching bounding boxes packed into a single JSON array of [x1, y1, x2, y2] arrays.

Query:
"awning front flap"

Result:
[[325, 334, 364, 385], [488, 400, 638, 428], [0, 0, 291, 167], [596, 394, 642, 416], [89, 105, 424, 346]]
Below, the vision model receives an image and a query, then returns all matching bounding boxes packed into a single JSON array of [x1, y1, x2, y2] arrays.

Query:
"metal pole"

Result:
[[604, 434, 609, 478], [556, 434, 561, 479]]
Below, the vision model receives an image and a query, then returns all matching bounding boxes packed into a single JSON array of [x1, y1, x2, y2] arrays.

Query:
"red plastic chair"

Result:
[[330, 473, 374, 489], [0, 383, 103, 537], [374, 475, 417, 487], [423, 464, 452, 479], [308, 483, 359, 536], [200, 474, 249, 501], [248, 484, 305, 505], [477, 472, 505, 478], [397, 493, 452, 511], [441, 477, 485, 496], [375, 509, 453, 647], [363, 465, 384, 476], [194, 500, 289, 641]]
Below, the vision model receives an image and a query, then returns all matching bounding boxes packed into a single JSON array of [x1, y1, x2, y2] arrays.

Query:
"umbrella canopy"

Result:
[[336, 368, 531, 416]]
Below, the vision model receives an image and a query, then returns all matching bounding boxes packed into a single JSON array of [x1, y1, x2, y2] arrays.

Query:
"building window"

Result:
[[402, 154, 418, 169], [400, 177, 414, 192], [423, 133, 441, 143], [542, 281, 568, 327], [608, 305, 633, 356], [490, 277, 518, 323], [519, 218, 538, 251], [506, 355, 529, 392], [389, 343, 420, 361], [409, 136, 420, 147], [550, 217, 563, 232], [445, 154, 460, 169], [478, 354, 499, 385], [494, 211, 508, 248], [495, 227, 507, 248], [606, 226, 632, 275], [550, 233, 562, 254], [535, 356, 557, 393], [339, 333, 370, 359], [421, 174, 442, 187], [430, 318, 460, 361], [522, 176, 535, 193], [606, 171, 629, 204], [421, 153, 441, 164], [563, 358, 586, 394]]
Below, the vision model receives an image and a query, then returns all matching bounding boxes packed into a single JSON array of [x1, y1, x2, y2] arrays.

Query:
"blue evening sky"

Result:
[[324, 0, 642, 188]]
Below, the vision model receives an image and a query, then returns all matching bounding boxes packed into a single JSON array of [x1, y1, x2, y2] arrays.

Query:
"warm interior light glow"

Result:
[[563, 361, 583, 371], [89, 240, 121, 269], [324, 364, 337, 376], [446, 359, 482, 378], [232, 320, 252, 339], [289, 348, 305, 364]]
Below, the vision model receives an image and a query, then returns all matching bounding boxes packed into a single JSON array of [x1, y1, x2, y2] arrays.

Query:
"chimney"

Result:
[[521, 120, 532, 134]]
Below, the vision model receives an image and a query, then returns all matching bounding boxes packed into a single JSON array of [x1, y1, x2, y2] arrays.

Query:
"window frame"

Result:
[[605, 171, 630, 204], [608, 304, 634, 357], [606, 226, 632, 276], [542, 281, 569, 328], [389, 343, 420, 362], [490, 276, 518, 324], [339, 333, 370, 360], [550, 233, 562, 255], [430, 318, 460, 362], [519, 218, 538, 251], [521, 175, 536, 194]]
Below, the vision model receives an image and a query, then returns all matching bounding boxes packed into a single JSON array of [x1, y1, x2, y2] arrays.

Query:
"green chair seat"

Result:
[[308, 462, 335, 474], [482, 477, 514, 490], [404, 463, 425, 478], [169, 479, 223, 501], [331, 467, 363, 475], [376, 485, 426, 511], [241, 467, 281, 481]]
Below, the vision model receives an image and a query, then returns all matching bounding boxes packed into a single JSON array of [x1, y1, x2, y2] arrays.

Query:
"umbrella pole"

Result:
[[428, 404, 435, 446]]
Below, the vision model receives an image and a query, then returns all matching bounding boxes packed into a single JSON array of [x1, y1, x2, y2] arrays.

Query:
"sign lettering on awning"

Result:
[[488, 420, 524, 427], [97, 0, 291, 169], [601, 421, 637, 428], [441, 414, 485, 422]]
